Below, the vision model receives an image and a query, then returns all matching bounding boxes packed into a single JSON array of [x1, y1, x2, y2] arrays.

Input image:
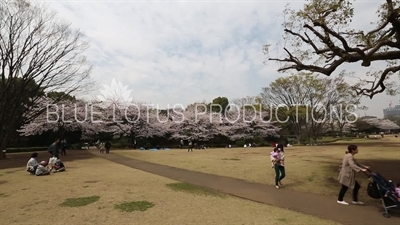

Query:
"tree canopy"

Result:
[[264, 0, 400, 98], [0, 0, 93, 154]]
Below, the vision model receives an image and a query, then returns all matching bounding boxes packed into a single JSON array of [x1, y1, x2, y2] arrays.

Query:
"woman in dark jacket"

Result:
[[105, 141, 111, 154]]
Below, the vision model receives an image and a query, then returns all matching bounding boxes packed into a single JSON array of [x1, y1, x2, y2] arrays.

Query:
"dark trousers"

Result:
[[188, 145, 193, 152], [338, 181, 360, 201], [274, 164, 286, 185], [61, 148, 66, 156]]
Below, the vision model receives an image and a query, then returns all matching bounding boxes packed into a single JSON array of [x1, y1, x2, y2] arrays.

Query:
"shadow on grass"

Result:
[[60, 195, 100, 207], [221, 158, 241, 161], [166, 182, 225, 198], [114, 201, 155, 212], [0, 193, 9, 197]]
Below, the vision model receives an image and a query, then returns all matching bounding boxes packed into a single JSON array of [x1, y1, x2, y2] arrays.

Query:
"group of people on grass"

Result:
[[26, 138, 67, 176], [97, 141, 111, 154], [26, 152, 66, 176]]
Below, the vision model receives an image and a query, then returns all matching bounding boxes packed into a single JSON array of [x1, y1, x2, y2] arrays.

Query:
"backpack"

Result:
[[367, 180, 381, 199]]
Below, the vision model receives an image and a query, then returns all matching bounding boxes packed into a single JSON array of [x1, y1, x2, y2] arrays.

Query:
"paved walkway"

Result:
[[90, 150, 399, 225]]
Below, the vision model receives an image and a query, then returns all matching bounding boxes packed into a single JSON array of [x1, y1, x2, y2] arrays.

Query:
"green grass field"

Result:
[[115, 135, 400, 203], [0, 157, 341, 225]]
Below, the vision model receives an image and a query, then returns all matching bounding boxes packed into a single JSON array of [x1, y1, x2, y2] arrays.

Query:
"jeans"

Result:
[[274, 164, 286, 185], [338, 181, 360, 201]]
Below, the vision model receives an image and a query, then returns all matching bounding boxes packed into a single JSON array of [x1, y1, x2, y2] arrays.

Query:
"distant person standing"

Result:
[[60, 139, 67, 156], [180, 139, 184, 149], [188, 140, 193, 152], [105, 141, 111, 154], [48, 138, 60, 159]]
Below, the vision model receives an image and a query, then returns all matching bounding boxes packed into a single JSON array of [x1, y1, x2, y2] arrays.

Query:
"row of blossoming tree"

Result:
[[18, 97, 281, 143]]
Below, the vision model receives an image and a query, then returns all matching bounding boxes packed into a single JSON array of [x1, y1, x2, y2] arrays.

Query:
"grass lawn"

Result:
[[115, 135, 400, 203], [0, 157, 341, 225]]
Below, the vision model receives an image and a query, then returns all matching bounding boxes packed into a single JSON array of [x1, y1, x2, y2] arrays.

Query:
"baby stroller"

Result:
[[366, 169, 400, 218]]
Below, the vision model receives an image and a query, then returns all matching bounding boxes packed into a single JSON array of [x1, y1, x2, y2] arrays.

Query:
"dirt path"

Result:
[[91, 150, 399, 225]]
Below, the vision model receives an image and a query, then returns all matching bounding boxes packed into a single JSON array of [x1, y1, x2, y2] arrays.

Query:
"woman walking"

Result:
[[271, 147, 285, 189], [337, 145, 369, 205]]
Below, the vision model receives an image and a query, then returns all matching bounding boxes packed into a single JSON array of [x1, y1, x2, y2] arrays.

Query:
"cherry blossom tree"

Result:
[[362, 117, 400, 130], [218, 108, 280, 141], [349, 116, 400, 132], [18, 97, 89, 138], [97, 103, 169, 143], [166, 106, 221, 141]]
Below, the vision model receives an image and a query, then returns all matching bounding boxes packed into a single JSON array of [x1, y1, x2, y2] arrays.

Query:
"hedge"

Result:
[[5, 147, 48, 153]]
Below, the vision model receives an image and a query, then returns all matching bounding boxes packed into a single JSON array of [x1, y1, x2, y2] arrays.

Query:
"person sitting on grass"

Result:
[[26, 152, 39, 175], [35, 161, 52, 176], [52, 159, 66, 173]]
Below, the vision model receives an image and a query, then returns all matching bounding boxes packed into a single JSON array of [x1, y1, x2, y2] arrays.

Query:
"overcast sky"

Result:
[[45, 0, 399, 118]]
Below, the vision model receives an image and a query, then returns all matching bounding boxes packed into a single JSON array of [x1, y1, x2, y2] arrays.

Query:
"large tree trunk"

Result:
[[0, 130, 9, 159], [295, 134, 301, 144], [130, 131, 135, 149]]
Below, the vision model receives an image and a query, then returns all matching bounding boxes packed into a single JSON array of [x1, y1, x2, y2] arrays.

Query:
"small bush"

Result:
[[5, 147, 48, 153], [114, 201, 154, 212], [235, 140, 246, 147], [60, 195, 100, 207]]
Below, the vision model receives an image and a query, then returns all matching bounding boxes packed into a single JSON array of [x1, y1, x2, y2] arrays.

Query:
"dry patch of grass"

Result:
[[115, 135, 400, 202], [166, 182, 225, 197], [221, 158, 240, 161], [0, 157, 341, 225]]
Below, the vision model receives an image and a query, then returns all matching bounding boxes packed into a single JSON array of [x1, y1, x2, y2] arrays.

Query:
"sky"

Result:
[[44, 0, 399, 118]]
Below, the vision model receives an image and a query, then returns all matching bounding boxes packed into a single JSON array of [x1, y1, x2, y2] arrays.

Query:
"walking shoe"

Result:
[[352, 201, 364, 205], [337, 200, 349, 205], [275, 185, 280, 189]]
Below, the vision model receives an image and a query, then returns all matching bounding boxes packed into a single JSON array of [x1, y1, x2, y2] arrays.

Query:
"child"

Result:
[[396, 183, 400, 201], [52, 159, 66, 173], [99, 142, 105, 153], [35, 161, 51, 176], [270, 148, 280, 168]]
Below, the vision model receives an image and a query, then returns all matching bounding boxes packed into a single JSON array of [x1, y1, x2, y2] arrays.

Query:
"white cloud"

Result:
[[45, 1, 398, 116]]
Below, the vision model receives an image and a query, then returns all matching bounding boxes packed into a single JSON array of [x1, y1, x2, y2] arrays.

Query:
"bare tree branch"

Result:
[[266, 0, 400, 98], [0, 0, 94, 154]]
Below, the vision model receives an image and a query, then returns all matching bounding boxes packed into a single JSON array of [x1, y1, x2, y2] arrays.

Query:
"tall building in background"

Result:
[[383, 101, 400, 119]]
